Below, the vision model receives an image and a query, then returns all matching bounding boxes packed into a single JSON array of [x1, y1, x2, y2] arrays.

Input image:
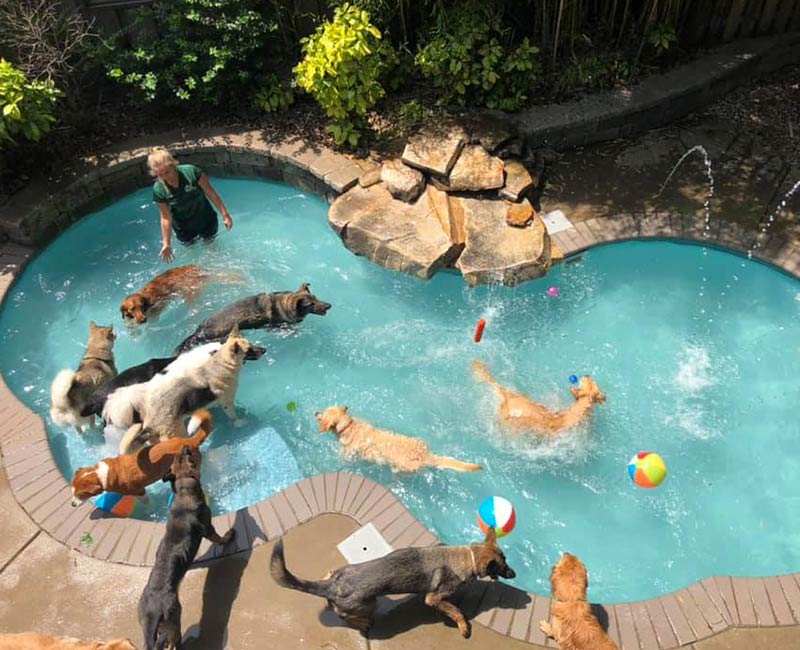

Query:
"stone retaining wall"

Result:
[[512, 32, 800, 149]]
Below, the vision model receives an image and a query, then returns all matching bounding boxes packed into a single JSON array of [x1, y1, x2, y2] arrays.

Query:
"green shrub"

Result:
[[106, 0, 278, 105], [648, 23, 678, 57], [556, 51, 637, 95], [253, 74, 295, 113], [414, 3, 540, 111], [294, 4, 388, 147], [0, 59, 60, 145]]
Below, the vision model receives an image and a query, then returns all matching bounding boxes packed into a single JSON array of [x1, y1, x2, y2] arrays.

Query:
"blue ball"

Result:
[[569, 375, 578, 385]]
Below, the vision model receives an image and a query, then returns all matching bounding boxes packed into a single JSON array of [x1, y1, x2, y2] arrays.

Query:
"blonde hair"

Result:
[[147, 147, 179, 177]]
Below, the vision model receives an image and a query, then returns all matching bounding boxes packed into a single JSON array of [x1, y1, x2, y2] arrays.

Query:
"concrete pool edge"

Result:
[[2, 238, 800, 648]]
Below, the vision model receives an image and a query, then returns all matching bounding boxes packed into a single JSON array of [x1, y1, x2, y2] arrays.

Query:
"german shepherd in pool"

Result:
[[174, 283, 331, 354]]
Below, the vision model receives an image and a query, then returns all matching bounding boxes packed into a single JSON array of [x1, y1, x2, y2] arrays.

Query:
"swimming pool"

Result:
[[1, 177, 798, 603]]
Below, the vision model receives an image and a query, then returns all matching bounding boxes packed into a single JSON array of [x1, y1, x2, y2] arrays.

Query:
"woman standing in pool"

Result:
[[147, 148, 233, 262]]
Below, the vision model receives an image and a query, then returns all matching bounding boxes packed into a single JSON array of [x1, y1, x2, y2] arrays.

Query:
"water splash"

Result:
[[746, 178, 800, 261]]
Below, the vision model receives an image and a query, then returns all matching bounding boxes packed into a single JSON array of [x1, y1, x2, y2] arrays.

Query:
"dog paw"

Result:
[[222, 529, 236, 544], [539, 620, 553, 637], [460, 622, 472, 639]]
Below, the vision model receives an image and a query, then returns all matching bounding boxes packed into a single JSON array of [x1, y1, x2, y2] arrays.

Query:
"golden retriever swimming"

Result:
[[315, 406, 482, 473], [472, 361, 605, 435], [540, 553, 618, 650]]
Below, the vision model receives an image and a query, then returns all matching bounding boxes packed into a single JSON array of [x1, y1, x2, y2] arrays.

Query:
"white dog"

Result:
[[103, 330, 264, 454]]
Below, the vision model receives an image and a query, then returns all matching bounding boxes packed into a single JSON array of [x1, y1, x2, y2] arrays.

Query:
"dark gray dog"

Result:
[[173, 283, 331, 354], [270, 528, 515, 638], [138, 446, 235, 650]]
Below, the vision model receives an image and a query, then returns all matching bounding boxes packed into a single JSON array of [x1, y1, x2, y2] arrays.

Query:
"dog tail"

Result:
[[187, 409, 213, 444], [270, 539, 332, 598], [471, 360, 502, 394], [425, 454, 483, 472], [49, 369, 77, 426], [118, 423, 145, 455], [211, 269, 248, 286]]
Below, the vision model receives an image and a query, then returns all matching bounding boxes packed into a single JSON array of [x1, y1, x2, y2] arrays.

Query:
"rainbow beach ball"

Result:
[[476, 496, 516, 538], [93, 491, 137, 517], [628, 452, 667, 489]]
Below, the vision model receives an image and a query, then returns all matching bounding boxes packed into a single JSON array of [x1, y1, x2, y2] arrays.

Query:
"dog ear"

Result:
[[596, 390, 606, 403], [298, 282, 311, 294], [229, 324, 240, 338], [231, 341, 241, 355], [343, 405, 349, 413], [570, 386, 580, 399], [162, 472, 176, 490], [89, 320, 97, 329], [483, 527, 497, 546]]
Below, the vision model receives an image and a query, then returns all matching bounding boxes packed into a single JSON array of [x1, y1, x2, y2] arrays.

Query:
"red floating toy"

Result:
[[473, 318, 487, 343]]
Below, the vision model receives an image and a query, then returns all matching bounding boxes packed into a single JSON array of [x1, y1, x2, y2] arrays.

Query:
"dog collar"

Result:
[[83, 355, 114, 363], [337, 419, 354, 436]]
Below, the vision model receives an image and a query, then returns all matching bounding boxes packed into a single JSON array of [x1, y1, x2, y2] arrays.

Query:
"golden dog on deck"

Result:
[[540, 553, 618, 650], [0, 633, 135, 650]]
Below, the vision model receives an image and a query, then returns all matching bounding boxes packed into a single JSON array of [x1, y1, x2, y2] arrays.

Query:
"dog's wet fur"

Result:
[[173, 283, 330, 354], [49, 322, 118, 433], [81, 357, 175, 418], [138, 445, 234, 650], [270, 528, 515, 638], [539, 553, 618, 650], [117, 328, 263, 454], [472, 360, 606, 435], [71, 409, 213, 506]]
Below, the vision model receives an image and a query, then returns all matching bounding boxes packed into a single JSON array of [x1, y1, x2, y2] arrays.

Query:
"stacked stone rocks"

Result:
[[328, 124, 555, 286]]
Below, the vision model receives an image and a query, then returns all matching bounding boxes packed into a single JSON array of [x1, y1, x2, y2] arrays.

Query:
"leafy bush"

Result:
[[294, 4, 388, 147], [556, 51, 637, 96], [0, 59, 60, 145], [648, 23, 678, 56], [106, 0, 278, 105], [253, 74, 295, 113], [414, 3, 540, 111]]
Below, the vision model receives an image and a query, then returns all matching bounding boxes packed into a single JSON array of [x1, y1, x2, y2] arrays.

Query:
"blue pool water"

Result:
[[1, 177, 799, 603]]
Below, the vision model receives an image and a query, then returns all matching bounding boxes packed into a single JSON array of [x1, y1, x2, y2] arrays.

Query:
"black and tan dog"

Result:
[[138, 445, 234, 650], [270, 528, 515, 638], [173, 283, 331, 354], [50, 322, 118, 433]]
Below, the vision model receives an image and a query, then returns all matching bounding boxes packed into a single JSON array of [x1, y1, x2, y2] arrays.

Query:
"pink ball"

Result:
[[546, 286, 560, 297]]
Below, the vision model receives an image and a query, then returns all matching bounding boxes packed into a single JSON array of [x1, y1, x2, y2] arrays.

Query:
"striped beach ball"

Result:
[[93, 491, 136, 517], [476, 496, 516, 538], [628, 452, 667, 488]]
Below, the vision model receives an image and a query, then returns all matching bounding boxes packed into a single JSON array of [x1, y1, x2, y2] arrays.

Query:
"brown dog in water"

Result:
[[315, 405, 482, 473], [540, 553, 618, 650], [70, 409, 213, 506], [120, 264, 240, 325], [472, 361, 605, 435], [271, 527, 515, 638]]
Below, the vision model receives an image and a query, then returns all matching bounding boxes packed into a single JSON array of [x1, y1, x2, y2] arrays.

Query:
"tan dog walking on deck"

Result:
[[540, 553, 618, 650], [472, 361, 605, 435], [0, 633, 135, 650], [315, 406, 482, 473]]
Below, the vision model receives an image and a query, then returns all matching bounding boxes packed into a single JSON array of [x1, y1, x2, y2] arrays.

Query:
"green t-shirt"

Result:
[[153, 164, 216, 235]]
